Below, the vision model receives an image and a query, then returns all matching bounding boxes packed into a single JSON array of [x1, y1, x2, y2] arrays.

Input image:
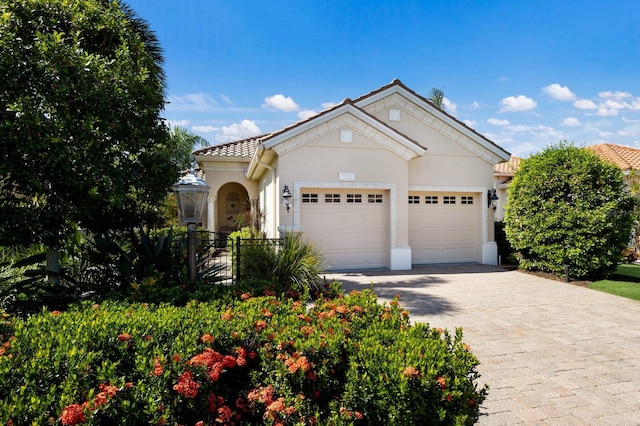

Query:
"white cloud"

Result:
[[542, 84, 576, 101], [443, 98, 457, 115], [487, 118, 510, 126], [596, 108, 618, 117], [263, 94, 299, 112], [321, 101, 338, 109], [214, 119, 261, 143], [574, 99, 598, 109], [499, 95, 537, 112], [166, 93, 219, 111], [622, 116, 640, 123], [470, 101, 480, 110], [219, 94, 234, 106], [166, 119, 190, 127], [297, 110, 317, 120], [598, 91, 632, 100], [192, 125, 218, 133], [561, 117, 581, 127], [464, 119, 477, 127]]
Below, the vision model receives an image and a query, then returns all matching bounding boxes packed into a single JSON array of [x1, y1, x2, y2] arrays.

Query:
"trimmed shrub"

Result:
[[505, 142, 637, 279], [0, 290, 487, 425]]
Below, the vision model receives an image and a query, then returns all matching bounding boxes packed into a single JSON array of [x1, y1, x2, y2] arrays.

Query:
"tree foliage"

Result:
[[0, 0, 181, 248], [504, 143, 637, 278], [428, 87, 445, 109], [169, 126, 209, 171]]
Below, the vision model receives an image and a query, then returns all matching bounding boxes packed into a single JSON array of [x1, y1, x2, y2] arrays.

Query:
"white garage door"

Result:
[[300, 189, 388, 270], [409, 192, 480, 264]]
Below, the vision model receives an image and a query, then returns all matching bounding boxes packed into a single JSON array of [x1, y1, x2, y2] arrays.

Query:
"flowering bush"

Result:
[[0, 289, 487, 425]]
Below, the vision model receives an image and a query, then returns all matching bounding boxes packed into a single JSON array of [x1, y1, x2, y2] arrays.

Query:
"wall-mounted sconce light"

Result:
[[283, 185, 292, 212], [487, 188, 499, 211]]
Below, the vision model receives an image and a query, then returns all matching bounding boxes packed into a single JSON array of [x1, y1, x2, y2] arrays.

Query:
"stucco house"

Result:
[[195, 79, 511, 270]]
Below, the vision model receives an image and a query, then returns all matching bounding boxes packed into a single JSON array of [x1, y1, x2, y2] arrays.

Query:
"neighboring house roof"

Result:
[[586, 143, 640, 172], [493, 144, 640, 178], [493, 156, 522, 176]]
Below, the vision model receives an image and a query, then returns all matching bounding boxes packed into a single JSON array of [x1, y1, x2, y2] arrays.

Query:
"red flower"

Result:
[[436, 376, 447, 389], [217, 405, 232, 423], [446, 393, 452, 402], [240, 292, 251, 300], [60, 404, 85, 426], [402, 366, 421, 380], [51, 310, 62, 317], [151, 358, 163, 377], [201, 333, 215, 344], [117, 333, 132, 342], [254, 320, 267, 331], [173, 371, 199, 398]]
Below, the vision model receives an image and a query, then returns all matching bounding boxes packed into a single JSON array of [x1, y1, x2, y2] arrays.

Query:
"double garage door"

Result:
[[300, 189, 480, 270], [300, 189, 388, 270], [409, 192, 480, 264]]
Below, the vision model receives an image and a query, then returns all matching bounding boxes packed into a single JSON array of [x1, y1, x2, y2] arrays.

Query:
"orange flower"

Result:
[[254, 320, 267, 331], [217, 405, 232, 423], [462, 343, 472, 352], [117, 333, 131, 342], [60, 404, 85, 426], [402, 366, 421, 380], [301, 326, 314, 336], [173, 371, 199, 398], [240, 292, 251, 300], [201, 333, 215, 344], [51, 310, 62, 316], [151, 358, 163, 377], [261, 308, 273, 318], [436, 376, 447, 389], [446, 393, 452, 402], [221, 310, 233, 320]]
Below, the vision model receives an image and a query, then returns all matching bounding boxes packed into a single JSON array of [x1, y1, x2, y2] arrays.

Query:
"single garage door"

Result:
[[300, 189, 388, 270], [409, 192, 479, 264]]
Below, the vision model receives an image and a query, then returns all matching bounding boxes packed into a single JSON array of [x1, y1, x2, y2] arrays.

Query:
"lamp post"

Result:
[[173, 166, 210, 285]]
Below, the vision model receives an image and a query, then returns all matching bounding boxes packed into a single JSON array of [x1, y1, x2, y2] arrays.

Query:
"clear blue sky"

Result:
[[126, 0, 640, 157]]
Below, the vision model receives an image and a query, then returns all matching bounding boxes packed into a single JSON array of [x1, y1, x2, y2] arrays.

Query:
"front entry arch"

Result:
[[216, 182, 251, 234]]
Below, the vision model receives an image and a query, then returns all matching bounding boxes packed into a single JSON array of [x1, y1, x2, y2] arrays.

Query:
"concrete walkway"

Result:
[[326, 265, 640, 425]]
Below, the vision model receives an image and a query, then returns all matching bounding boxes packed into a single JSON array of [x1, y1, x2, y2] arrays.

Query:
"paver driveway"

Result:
[[327, 265, 640, 425]]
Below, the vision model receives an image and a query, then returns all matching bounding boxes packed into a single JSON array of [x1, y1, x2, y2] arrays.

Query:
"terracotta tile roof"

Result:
[[586, 143, 640, 171], [355, 79, 510, 157], [193, 136, 264, 158], [494, 156, 522, 175], [193, 79, 508, 160]]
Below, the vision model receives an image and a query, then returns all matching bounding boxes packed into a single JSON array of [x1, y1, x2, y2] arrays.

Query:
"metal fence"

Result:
[[179, 231, 283, 284]]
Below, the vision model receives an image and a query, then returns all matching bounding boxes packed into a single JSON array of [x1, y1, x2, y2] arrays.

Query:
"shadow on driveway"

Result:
[[325, 264, 509, 318]]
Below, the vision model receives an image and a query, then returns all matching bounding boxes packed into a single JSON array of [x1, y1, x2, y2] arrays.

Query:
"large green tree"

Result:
[[0, 0, 183, 249], [505, 143, 637, 278]]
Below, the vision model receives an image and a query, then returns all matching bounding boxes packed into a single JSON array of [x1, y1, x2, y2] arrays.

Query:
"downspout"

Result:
[[254, 145, 277, 237]]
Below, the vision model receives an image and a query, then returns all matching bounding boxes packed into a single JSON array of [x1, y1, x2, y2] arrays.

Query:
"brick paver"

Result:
[[327, 265, 640, 425]]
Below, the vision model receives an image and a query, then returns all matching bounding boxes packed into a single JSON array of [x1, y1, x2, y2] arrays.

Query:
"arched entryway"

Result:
[[216, 182, 251, 234]]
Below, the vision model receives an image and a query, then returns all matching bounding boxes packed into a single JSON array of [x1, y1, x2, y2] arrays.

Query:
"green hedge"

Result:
[[0, 291, 487, 425]]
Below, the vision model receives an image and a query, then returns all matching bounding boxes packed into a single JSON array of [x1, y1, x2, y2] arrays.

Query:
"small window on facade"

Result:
[[368, 194, 383, 203], [340, 129, 352, 143], [425, 196, 438, 204], [443, 196, 456, 204], [408, 195, 420, 204], [347, 194, 362, 203], [461, 196, 473, 205], [302, 193, 318, 203], [325, 193, 341, 203]]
